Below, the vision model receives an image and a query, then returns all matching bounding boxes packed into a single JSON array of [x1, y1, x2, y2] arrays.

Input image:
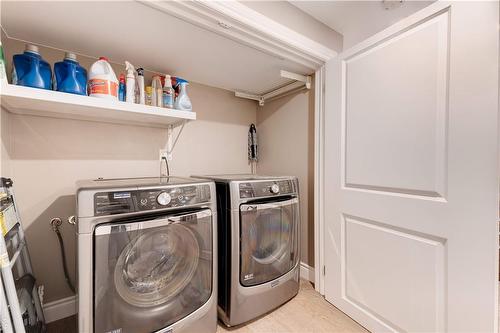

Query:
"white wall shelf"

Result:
[[0, 83, 195, 128]]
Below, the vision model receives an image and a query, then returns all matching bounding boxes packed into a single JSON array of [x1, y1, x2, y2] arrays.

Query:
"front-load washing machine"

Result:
[[194, 175, 300, 326], [76, 177, 217, 333]]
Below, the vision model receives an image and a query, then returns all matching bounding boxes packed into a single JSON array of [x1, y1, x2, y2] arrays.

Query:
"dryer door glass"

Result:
[[239, 198, 299, 286], [93, 209, 213, 333]]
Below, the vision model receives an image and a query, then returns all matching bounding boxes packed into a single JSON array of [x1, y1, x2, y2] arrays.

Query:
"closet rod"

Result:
[[262, 80, 306, 101]]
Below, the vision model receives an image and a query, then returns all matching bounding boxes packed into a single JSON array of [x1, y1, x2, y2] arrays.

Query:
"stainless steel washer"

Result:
[[194, 175, 300, 327], [76, 177, 217, 333]]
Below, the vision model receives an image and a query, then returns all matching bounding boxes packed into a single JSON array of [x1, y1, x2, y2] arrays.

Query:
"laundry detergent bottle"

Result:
[[12, 44, 52, 90], [88, 57, 118, 100], [54, 52, 87, 95]]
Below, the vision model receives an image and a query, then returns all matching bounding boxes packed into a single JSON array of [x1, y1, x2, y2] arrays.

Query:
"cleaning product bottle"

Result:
[[162, 75, 174, 109], [118, 73, 126, 101], [136, 68, 145, 104], [151, 75, 163, 107], [124, 61, 135, 103], [145, 86, 153, 106], [174, 79, 192, 111], [88, 57, 118, 100], [0, 41, 6, 82], [54, 52, 87, 95], [12, 44, 52, 90]]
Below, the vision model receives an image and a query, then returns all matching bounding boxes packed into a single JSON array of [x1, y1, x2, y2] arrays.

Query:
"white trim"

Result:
[[300, 262, 315, 283], [314, 66, 326, 295], [138, 0, 337, 70], [43, 295, 77, 323]]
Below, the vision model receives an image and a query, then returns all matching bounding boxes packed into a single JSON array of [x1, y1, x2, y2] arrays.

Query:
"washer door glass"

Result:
[[239, 198, 299, 286], [93, 209, 213, 333]]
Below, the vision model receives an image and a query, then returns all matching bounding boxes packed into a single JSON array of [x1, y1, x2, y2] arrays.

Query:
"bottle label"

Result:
[[163, 92, 173, 107], [0, 61, 5, 81], [88, 79, 118, 97]]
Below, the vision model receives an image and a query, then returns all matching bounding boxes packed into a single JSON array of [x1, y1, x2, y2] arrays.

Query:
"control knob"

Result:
[[157, 192, 172, 206], [270, 184, 280, 194]]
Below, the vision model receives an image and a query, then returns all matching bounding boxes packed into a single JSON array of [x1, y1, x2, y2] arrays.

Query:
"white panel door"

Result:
[[323, 2, 499, 332]]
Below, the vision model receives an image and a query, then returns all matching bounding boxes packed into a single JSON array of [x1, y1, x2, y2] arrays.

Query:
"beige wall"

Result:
[[256, 88, 315, 266], [2, 38, 257, 302], [1, 108, 11, 177]]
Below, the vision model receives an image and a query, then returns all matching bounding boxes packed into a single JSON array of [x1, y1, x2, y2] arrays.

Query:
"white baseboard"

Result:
[[43, 295, 77, 323], [300, 262, 315, 283]]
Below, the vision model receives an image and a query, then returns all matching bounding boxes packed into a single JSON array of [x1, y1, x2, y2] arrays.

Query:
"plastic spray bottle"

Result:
[[124, 61, 135, 103], [136, 68, 145, 104], [162, 75, 175, 109], [174, 79, 192, 111], [118, 73, 126, 101]]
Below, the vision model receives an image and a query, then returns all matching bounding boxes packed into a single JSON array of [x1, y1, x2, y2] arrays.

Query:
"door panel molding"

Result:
[[341, 9, 450, 200], [341, 214, 446, 332]]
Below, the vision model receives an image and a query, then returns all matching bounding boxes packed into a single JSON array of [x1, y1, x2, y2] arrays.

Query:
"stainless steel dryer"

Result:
[[194, 175, 300, 327], [76, 177, 217, 333]]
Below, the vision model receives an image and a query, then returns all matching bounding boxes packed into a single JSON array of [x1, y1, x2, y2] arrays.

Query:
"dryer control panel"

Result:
[[239, 180, 296, 199], [94, 185, 211, 216]]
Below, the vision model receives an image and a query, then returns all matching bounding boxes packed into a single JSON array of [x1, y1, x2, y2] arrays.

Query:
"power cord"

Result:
[[50, 218, 76, 294], [161, 156, 170, 177]]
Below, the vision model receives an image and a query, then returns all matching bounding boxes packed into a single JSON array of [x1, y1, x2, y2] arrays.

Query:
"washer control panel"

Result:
[[94, 184, 211, 216], [239, 180, 295, 198]]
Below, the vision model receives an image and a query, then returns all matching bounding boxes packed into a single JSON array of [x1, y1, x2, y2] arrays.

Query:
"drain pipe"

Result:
[[50, 218, 75, 294]]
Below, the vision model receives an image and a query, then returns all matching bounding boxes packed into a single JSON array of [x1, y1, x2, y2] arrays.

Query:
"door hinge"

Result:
[[323, 265, 326, 276]]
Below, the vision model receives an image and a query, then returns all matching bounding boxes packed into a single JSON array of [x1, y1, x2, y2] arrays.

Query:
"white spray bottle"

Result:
[[124, 61, 136, 103]]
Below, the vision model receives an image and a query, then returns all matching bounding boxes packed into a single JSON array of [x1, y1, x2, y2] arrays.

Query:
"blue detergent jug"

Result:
[[54, 52, 87, 95], [12, 44, 52, 90]]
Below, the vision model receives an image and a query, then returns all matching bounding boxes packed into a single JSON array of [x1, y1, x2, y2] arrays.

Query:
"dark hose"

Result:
[[51, 218, 76, 294]]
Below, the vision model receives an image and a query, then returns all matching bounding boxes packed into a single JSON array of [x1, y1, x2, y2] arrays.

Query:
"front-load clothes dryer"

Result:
[[76, 177, 217, 333], [194, 174, 300, 327]]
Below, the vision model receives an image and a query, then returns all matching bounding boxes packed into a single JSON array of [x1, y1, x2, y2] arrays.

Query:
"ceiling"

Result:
[[0, 1, 316, 95], [291, 1, 434, 49]]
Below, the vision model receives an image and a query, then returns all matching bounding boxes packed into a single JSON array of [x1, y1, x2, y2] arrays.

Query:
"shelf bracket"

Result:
[[235, 70, 311, 106], [160, 120, 187, 177], [280, 70, 312, 89], [162, 121, 186, 162]]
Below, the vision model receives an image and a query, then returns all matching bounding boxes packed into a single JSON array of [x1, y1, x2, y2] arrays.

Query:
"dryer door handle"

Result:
[[241, 197, 299, 211]]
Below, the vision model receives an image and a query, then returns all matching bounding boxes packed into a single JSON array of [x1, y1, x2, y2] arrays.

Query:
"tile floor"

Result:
[[216, 280, 367, 333], [47, 280, 367, 333]]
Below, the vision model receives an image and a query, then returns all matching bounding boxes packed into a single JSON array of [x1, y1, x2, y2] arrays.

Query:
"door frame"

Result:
[[314, 65, 326, 295]]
